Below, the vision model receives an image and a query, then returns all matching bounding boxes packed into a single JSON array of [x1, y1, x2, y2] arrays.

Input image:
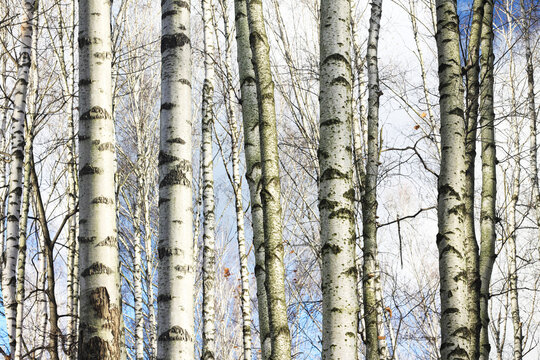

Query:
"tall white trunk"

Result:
[[363, 1, 389, 359], [201, 0, 217, 358], [246, 0, 292, 357], [434, 1, 471, 358], [232, 0, 270, 357], [2, 0, 35, 354], [14, 118, 33, 360], [78, 0, 123, 356], [319, 0, 358, 359], [66, 0, 79, 356], [134, 142, 144, 360], [158, 0, 195, 358], [220, 1, 253, 357]]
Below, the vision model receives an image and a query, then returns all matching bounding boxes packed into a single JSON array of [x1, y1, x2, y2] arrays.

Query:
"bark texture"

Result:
[[363, 1, 389, 359], [478, 1, 496, 358], [233, 0, 270, 357], [246, 0, 291, 358], [319, 1, 359, 358], [2, 0, 35, 354], [201, 0, 217, 357], [158, 0, 195, 358], [434, 1, 472, 358], [78, 0, 123, 356]]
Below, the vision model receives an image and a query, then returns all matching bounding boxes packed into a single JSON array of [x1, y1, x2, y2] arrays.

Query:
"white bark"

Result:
[[201, 0, 217, 357], [78, 0, 123, 355], [319, 0, 358, 359], [232, 0, 270, 357], [2, 0, 35, 354], [434, 1, 472, 358], [220, 1, 253, 357], [158, 0, 195, 358]]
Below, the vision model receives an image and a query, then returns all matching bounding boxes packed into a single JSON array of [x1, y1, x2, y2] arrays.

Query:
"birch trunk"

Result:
[[220, 2, 253, 357], [507, 136, 523, 360], [507, 87, 523, 359], [134, 147, 144, 360], [363, 1, 388, 359], [233, 0, 270, 357], [158, 0, 195, 357], [434, 1, 472, 358], [14, 119, 33, 360], [30, 156, 60, 360], [478, 1, 496, 358], [36, 227, 48, 359], [523, 0, 540, 257], [78, 0, 123, 356], [319, 0, 358, 359], [144, 178, 157, 360], [66, 0, 79, 355], [246, 0, 291, 358], [2, 0, 35, 353], [463, 2, 485, 355], [201, 0, 217, 357]]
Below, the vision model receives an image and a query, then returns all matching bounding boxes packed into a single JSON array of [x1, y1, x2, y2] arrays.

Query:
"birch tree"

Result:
[[2, 0, 35, 353], [217, 1, 253, 357], [246, 0, 291, 358], [434, 0, 472, 358], [158, 0, 195, 357], [78, 0, 123, 355], [319, 0, 358, 358], [233, 0, 270, 357], [478, 1, 496, 358], [362, 1, 390, 358], [201, 0, 217, 357]]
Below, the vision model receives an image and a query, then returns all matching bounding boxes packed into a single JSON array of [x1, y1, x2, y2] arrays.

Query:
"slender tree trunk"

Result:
[[66, 0, 79, 356], [463, 2, 485, 356], [143, 176, 157, 360], [134, 144, 144, 360], [2, 0, 35, 353], [362, 1, 389, 359], [233, 0, 270, 357], [434, 1, 472, 358], [78, 0, 123, 356], [522, 0, 540, 256], [201, 0, 217, 357], [30, 156, 60, 360], [158, 0, 195, 358], [319, 1, 358, 359], [507, 137, 523, 360], [36, 226, 49, 360], [220, 2, 253, 357], [14, 119, 33, 360], [478, 1, 496, 359], [245, 1, 291, 358]]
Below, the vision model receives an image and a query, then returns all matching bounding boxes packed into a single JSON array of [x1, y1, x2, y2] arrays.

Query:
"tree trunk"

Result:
[[522, 0, 540, 257], [201, 0, 217, 357], [245, 0, 291, 358], [463, 2, 485, 356], [220, 1, 253, 357], [2, 0, 35, 354], [78, 0, 123, 356], [434, 1, 472, 358], [30, 155, 60, 360], [319, 1, 359, 359], [66, 0, 79, 356], [362, 1, 389, 359], [232, 0, 270, 357], [134, 142, 144, 360], [158, 0, 195, 358], [14, 118, 33, 360], [478, 1, 496, 358]]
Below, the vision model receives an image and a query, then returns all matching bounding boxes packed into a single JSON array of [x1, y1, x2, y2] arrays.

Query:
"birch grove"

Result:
[[0, 0, 538, 359]]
